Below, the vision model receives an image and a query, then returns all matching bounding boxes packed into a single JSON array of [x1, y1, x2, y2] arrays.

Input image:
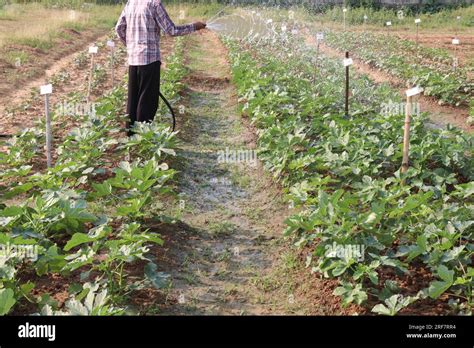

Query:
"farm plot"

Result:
[[0, 1, 473, 319], [0, 37, 186, 315], [318, 30, 473, 108], [224, 20, 473, 315]]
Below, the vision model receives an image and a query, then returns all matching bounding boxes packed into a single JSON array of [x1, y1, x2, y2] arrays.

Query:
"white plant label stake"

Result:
[[87, 46, 98, 102], [415, 18, 421, 46], [343, 8, 347, 31], [343, 57, 353, 67], [386, 21, 392, 36], [402, 87, 423, 174], [452, 38, 460, 70], [40, 84, 53, 168], [363, 14, 368, 31], [316, 32, 324, 59], [107, 40, 116, 88]]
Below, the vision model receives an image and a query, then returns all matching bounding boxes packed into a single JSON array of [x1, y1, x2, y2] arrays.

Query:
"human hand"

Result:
[[194, 21, 206, 31]]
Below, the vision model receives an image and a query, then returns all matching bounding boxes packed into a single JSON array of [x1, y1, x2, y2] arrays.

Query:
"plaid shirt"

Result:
[[115, 0, 195, 66]]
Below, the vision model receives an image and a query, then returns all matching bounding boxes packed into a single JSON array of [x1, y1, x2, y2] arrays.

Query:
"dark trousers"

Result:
[[126, 60, 161, 136]]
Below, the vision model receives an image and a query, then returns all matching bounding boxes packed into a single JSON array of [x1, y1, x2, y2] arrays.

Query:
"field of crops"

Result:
[[0, 0, 473, 324], [0, 33, 185, 314], [226, 24, 473, 315]]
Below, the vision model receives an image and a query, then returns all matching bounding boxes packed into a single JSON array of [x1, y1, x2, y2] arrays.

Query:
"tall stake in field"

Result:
[[343, 51, 353, 118], [40, 84, 53, 168], [401, 87, 423, 174], [316, 32, 324, 66], [343, 8, 347, 31], [415, 18, 421, 48], [386, 21, 392, 37], [455, 16, 461, 37], [452, 38, 460, 71], [87, 46, 98, 103], [401, 96, 411, 174]]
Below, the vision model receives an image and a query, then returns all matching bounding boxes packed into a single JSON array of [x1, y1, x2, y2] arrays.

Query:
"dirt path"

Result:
[[146, 31, 352, 315], [304, 34, 472, 133]]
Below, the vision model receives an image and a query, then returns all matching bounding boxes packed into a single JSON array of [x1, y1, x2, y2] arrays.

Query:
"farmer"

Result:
[[115, 0, 206, 135]]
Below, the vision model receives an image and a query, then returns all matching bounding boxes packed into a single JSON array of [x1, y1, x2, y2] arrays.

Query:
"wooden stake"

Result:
[[40, 84, 53, 168], [45, 93, 52, 168], [401, 95, 412, 174], [416, 23, 419, 47], [345, 51, 350, 117], [86, 46, 98, 102], [87, 53, 94, 102]]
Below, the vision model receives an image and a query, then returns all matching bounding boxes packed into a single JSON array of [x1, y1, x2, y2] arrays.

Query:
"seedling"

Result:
[[40, 84, 53, 167]]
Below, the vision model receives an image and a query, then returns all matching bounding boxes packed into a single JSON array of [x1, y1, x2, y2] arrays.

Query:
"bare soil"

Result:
[[0, 28, 104, 114]]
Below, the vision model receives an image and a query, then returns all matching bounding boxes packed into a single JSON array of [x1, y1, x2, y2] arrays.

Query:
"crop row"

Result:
[[224, 28, 473, 314], [322, 30, 473, 107], [0, 38, 186, 315]]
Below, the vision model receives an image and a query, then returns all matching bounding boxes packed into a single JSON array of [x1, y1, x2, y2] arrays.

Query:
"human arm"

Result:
[[115, 8, 127, 45], [155, 1, 205, 36]]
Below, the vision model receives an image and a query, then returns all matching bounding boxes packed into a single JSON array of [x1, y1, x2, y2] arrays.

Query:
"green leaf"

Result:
[[428, 265, 454, 299], [91, 182, 112, 197], [144, 262, 171, 289], [64, 233, 94, 251], [3, 183, 33, 199], [428, 281, 452, 299], [0, 288, 16, 315], [371, 303, 392, 315], [0, 206, 23, 217], [437, 265, 454, 283]]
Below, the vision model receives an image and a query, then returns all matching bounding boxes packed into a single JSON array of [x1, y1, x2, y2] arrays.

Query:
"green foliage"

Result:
[[324, 30, 473, 106], [0, 37, 187, 315], [371, 294, 418, 315], [225, 25, 474, 314], [121, 122, 178, 160]]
